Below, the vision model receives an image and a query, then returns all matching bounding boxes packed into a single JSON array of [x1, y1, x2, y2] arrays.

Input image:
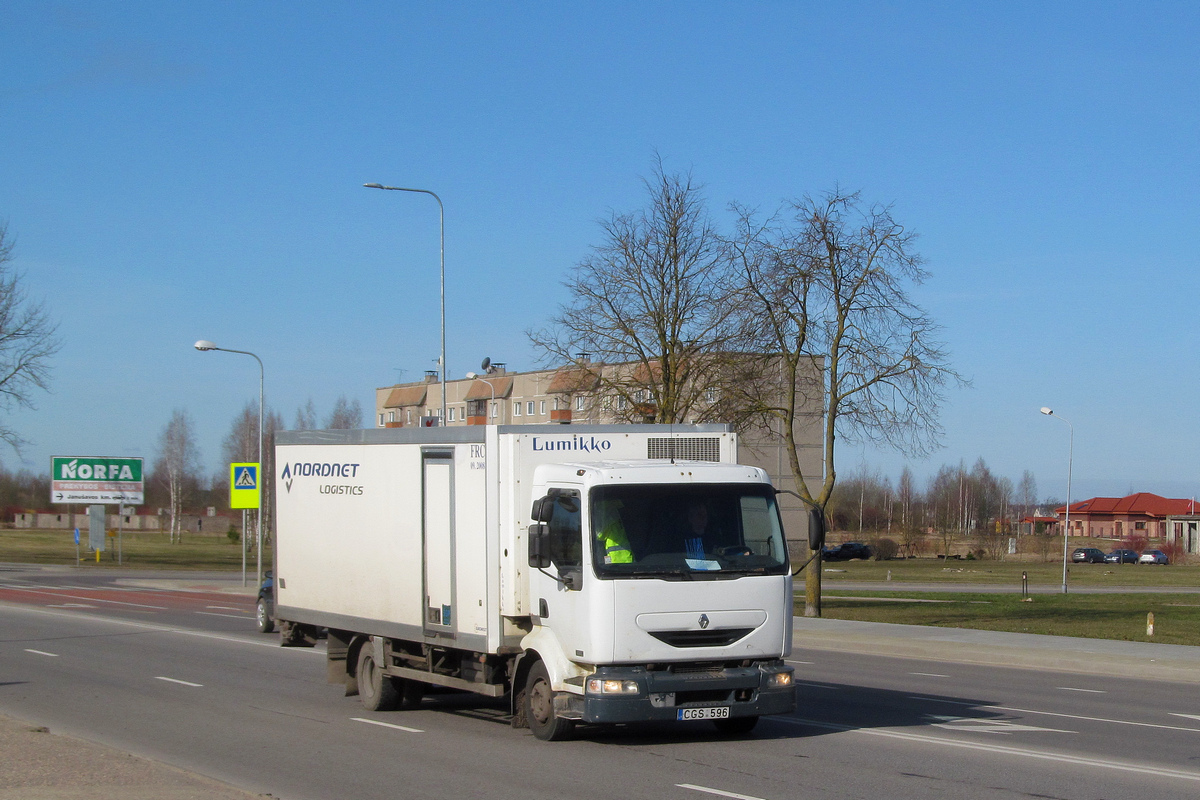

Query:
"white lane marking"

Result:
[[3, 604, 321, 653], [927, 715, 1075, 735], [794, 681, 835, 689], [352, 717, 423, 734], [784, 659, 814, 665], [909, 672, 949, 678], [1171, 713, 1200, 722], [24, 649, 59, 657], [204, 606, 244, 611], [914, 697, 1200, 734], [155, 676, 203, 687], [775, 717, 1200, 782], [46, 603, 98, 609], [677, 784, 769, 800], [195, 611, 252, 620], [1058, 687, 1106, 694]]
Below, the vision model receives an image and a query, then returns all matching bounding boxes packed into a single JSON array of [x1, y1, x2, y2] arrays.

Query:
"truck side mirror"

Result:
[[807, 508, 826, 551], [528, 523, 551, 568], [530, 496, 554, 523]]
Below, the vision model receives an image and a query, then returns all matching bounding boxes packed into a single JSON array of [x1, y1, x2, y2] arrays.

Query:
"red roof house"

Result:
[[1054, 493, 1199, 540]]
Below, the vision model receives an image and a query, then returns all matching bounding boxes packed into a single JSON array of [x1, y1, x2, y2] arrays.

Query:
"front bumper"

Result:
[[560, 661, 796, 724]]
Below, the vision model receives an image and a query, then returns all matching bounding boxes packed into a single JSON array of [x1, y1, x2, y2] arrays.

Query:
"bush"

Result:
[[871, 537, 899, 561], [226, 526, 240, 545]]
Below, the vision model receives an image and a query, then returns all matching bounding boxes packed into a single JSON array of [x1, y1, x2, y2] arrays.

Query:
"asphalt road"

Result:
[[2, 565, 1200, 800]]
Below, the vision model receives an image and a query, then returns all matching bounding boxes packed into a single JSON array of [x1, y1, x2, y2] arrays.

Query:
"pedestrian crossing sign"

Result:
[[229, 462, 261, 509]]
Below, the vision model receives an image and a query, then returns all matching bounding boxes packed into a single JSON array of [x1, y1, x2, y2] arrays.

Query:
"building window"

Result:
[[633, 389, 645, 403], [1135, 521, 1145, 530], [617, 396, 627, 411], [388, 410, 396, 423], [576, 395, 585, 411], [379, 413, 385, 426], [514, 402, 522, 417], [540, 400, 546, 415], [527, 401, 535, 416], [448, 408, 456, 422], [705, 386, 717, 403], [490, 402, 498, 419]]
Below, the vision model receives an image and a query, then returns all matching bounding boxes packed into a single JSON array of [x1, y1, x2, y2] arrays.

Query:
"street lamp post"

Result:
[[196, 340, 263, 588], [364, 182, 446, 426], [1040, 407, 1073, 594]]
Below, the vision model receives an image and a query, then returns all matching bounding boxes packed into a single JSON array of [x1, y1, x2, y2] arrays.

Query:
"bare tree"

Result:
[[294, 398, 317, 431], [325, 395, 362, 429], [528, 159, 740, 423], [1016, 470, 1038, 534], [730, 190, 964, 615], [0, 222, 60, 452], [153, 409, 201, 544]]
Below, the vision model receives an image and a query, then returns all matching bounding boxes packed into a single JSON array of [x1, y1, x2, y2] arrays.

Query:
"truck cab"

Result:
[[521, 460, 795, 739]]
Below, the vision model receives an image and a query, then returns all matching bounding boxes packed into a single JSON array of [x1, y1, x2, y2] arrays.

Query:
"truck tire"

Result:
[[713, 716, 758, 736], [255, 598, 274, 634], [357, 643, 399, 712], [524, 660, 574, 741]]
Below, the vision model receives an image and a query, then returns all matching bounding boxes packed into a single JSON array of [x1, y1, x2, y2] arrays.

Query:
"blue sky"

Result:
[[2, 1, 1197, 504]]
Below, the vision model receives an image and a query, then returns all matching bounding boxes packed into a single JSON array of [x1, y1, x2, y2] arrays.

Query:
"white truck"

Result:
[[272, 424, 797, 740]]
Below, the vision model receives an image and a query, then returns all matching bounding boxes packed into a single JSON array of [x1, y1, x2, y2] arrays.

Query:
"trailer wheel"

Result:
[[713, 716, 758, 736], [357, 643, 399, 711], [524, 661, 574, 741], [255, 598, 274, 634]]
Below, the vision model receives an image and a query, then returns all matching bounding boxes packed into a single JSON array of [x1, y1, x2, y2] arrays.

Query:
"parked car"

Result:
[[256, 571, 275, 633], [1138, 549, 1169, 565], [1071, 547, 1107, 564], [1104, 549, 1138, 564], [823, 541, 874, 561]]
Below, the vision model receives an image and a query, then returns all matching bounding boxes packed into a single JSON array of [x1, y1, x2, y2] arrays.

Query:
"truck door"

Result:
[[422, 450, 455, 636], [529, 486, 592, 659]]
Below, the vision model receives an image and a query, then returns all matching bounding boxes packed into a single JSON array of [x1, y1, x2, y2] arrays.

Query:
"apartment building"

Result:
[[374, 359, 824, 549]]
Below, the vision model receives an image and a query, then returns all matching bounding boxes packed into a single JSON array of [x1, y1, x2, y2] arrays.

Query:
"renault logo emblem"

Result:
[[698, 614, 710, 629]]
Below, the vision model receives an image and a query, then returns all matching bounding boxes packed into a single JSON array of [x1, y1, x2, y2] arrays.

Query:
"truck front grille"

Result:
[[648, 628, 753, 648]]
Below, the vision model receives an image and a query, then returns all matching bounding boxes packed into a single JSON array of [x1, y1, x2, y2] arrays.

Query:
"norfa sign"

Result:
[[51, 456, 144, 505]]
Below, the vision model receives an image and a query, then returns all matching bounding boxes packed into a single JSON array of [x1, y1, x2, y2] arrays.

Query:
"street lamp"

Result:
[[196, 340, 263, 588], [364, 182, 446, 426], [1040, 406, 1073, 594]]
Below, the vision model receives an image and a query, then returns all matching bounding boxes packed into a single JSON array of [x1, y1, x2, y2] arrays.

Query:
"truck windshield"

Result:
[[590, 484, 789, 578]]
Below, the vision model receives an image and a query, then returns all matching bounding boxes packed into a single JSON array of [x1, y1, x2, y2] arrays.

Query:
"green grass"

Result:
[[808, 590, 1200, 646], [0, 529, 268, 571], [818, 556, 1200, 588]]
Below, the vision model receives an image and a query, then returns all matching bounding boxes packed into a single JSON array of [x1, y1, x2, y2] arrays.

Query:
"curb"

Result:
[[792, 617, 1200, 684]]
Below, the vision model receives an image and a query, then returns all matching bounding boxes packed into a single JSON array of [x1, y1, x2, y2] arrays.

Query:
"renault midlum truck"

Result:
[[272, 424, 796, 740]]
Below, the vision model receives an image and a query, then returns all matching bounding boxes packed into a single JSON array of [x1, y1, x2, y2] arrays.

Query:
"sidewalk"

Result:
[[793, 616, 1200, 683], [0, 714, 263, 799]]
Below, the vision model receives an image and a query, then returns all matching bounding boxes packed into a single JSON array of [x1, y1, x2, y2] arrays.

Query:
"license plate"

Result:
[[677, 706, 730, 721]]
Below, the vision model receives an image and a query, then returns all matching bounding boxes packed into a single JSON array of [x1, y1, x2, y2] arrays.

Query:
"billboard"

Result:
[[51, 456, 145, 505]]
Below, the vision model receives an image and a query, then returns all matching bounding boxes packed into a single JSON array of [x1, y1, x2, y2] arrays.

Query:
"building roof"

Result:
[[547, 366, 600, 394], [1057, 493, 1199, 518], [382, 385, 427, 408], [464, 377, 513, 400]]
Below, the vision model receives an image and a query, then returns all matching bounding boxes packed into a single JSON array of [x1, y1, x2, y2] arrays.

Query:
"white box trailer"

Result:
[[273, 424, 796, 739]]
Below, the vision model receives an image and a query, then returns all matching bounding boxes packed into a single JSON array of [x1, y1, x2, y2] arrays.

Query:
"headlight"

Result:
[[766, 670, 793, 689], [586, 678, 641, 695]]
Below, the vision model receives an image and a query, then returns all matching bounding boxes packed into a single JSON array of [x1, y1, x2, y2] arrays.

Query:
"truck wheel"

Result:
[[524, 661, 574, 741], [357, 643, 399, 711], [713, 716, 758, 736], [255, 598, 274, 634]]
